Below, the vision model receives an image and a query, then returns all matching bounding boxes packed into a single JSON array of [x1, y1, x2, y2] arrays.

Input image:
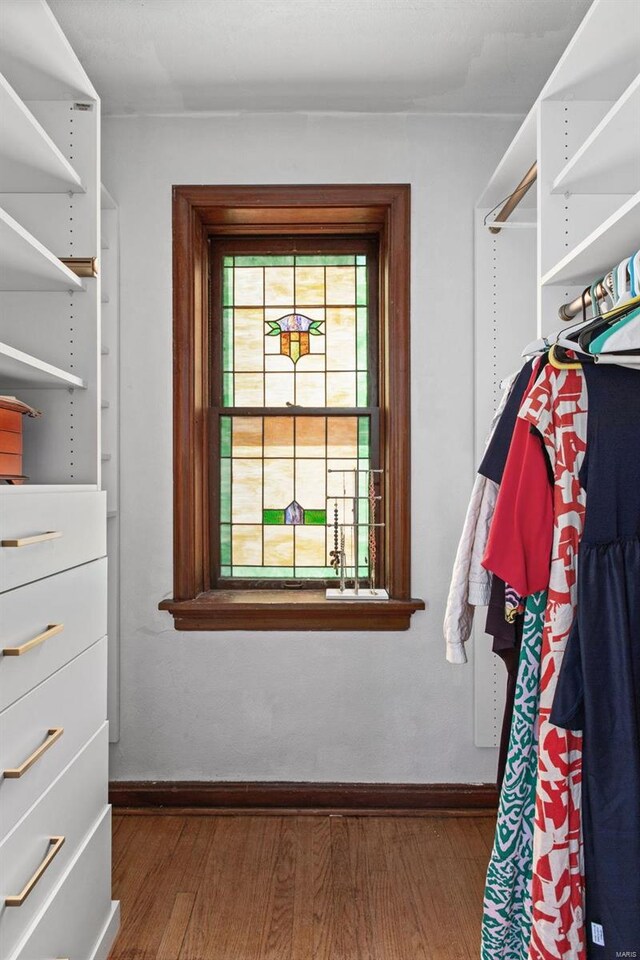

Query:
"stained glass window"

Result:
[[222, 253, 369, 409], [214, 249, 376, 583]]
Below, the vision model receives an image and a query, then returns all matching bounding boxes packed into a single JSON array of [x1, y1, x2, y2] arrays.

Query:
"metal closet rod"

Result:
[[488, 161, 537, 234], [559, 278, 612, 321]]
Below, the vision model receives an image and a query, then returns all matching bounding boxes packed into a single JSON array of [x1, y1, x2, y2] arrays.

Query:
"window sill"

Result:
[[159, 590, 426, 631]]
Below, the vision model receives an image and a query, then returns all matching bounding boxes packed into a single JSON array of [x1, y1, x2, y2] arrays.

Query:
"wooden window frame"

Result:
[[160, 184, 424, 630]]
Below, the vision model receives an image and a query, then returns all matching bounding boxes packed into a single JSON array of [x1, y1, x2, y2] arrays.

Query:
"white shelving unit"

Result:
[[0, 72, 84, 193], [0, 206, 84, 292], [551, 75, 640, 196], [0, 340, 86, 389], [0, 2, 118, 957], [0, 0, 98, 100], [472, 0, 640, 747], [541, 191, 640, 286]]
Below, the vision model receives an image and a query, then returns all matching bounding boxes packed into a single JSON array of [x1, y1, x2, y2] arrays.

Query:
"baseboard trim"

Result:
[[109, 781, 498, 814]]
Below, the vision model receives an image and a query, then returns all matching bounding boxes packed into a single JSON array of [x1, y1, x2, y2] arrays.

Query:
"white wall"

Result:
[[103, 111, 520, 783]]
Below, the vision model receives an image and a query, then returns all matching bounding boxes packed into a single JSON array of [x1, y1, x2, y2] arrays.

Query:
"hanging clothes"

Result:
[[482, 590, 547, 960], [486, 573, 525, 791], [481, 357, 555, 953], [482, 358, 553, 599], [518, 366, 588, 960], [443, 368, 525, 664], [551, 364, 640, 959]]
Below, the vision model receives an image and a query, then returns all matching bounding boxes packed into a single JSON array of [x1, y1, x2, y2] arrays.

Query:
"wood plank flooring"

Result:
[[109, 812, 495, 960]]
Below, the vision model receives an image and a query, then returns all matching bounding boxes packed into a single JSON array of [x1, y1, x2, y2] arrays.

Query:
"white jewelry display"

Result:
[[325, 467, 389, 600]]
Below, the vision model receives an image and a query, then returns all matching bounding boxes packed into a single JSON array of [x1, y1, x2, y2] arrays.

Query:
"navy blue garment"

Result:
[[478, 359, 534, 483], [552, 364, 640, 958]]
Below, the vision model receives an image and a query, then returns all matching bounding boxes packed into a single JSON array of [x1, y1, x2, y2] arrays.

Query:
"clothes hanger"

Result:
[[550, 287, 596, 367], [584, 257, 640, 354], [548, 343, 583, 369], [520, 318, 590, 358], [578, 278, 640, 354]]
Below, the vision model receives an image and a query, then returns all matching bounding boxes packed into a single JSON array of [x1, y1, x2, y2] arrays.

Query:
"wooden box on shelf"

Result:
[[0, 396, 39, 484]]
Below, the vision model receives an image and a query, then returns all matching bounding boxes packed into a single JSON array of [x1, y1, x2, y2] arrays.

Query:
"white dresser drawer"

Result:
[[12, 807, 114, 960], [0, 558, 107, 712], [0, 637, 107, 840], [0, 724, 108, 958], [0, 492, 106, 594]]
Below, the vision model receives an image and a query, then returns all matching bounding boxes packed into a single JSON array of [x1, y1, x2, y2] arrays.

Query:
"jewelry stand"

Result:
[[325, 467, 389, 600]]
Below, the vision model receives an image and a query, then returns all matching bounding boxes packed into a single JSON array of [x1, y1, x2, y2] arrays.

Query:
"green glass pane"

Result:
[[356, 306, 368, 370], [358, 418, 369, 458], [294, 255, 355, 266], [220, 524, 231, 564], [303, 509, 326, 525], [223, 256, 234, 266], [223, 266, 234, 306], [223, 308, 233, 371], [223, 372, 234, 406], [356, 371, 368, 406], [220, 459, 231, 523], [356, 266, 367, 305], [220, 417, 231, 457], [220, 565, 232, 577], [232, 565, 294, 577], [235, 255, 294, 266], [263, 509, 285, 524], [294, 566, 337, 578], [356, 255, 367, 265]]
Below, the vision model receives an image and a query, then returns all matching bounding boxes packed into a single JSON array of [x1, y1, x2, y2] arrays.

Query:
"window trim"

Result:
[[161, 184, 424, 630]]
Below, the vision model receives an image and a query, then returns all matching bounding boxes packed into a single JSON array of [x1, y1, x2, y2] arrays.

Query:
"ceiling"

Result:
[[49, 0, 593, 116]]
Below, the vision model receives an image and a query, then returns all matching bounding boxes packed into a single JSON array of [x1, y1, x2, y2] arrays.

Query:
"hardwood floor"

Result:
[[109, 812, 495, 960]]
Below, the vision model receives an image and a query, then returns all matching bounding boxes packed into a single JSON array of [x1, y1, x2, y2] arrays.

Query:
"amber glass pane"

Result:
[[264, 416, 294, 458], [295, 417, 325, 458]]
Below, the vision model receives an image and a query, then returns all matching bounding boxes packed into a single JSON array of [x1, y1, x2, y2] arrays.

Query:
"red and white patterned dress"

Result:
[[519, 365, 588, 960]]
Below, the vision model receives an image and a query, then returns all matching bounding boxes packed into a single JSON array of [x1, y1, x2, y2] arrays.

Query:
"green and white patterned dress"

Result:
[[481, 590, 546, 959]]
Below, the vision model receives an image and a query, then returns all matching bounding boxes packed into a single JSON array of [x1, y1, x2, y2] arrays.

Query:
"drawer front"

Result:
[[0, 724, 108, 957], [0, 637, 107, 840], [0, 431, 22, 454], [0, 491, 106, 593], [0, 558, 107, 712], [13, 807, 112, 960]]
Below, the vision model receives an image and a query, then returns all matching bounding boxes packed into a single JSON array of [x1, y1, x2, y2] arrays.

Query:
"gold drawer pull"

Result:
[[4, 728, 64, 778], [3, 624, 64, 657], [1, 531, 62, 548], [5, 836, 65, 906]]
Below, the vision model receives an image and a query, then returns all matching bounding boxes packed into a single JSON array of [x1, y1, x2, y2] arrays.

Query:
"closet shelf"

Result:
[[0, 340, 86, 389], [541, 0, 640, 101], [541, 191, 640, 286], [0, 207, 84, 291], [552, 74, 640, 195], [476, 106, 537, 211], [0, 72, 84, 193], [0, 0, 97, 101]]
